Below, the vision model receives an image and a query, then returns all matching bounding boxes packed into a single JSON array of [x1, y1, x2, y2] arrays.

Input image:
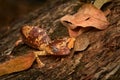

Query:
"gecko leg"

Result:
[[33, 51, 48, 68]]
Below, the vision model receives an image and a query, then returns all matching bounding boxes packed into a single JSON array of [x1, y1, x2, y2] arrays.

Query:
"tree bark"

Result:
[[0, 0, 120, 80]]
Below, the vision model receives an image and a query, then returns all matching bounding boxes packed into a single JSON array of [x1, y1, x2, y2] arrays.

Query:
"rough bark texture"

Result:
[[0, 0, 120, 80]]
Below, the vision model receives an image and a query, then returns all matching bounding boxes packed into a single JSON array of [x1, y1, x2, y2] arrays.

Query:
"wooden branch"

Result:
[[0, 0, 120, 80]]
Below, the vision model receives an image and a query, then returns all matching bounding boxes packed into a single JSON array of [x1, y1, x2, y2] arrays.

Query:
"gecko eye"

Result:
[[52, 46, 59, 52], [48, 39, 70, 55]]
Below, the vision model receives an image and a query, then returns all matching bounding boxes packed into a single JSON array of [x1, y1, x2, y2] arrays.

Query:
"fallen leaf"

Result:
[[0, 52, 36, 76], [74, 35, 89, 51], [60, 4, 109, 37], [94, 0, 112, 9]]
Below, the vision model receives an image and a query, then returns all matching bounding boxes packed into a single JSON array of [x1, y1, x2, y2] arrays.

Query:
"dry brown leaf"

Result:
[[60, 4, 109, 37], [0, 52, 36, 76], [74, 35, 89, 51]]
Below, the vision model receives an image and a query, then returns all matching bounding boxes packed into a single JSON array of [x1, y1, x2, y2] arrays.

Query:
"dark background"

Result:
[[0, 0, 47, 34]]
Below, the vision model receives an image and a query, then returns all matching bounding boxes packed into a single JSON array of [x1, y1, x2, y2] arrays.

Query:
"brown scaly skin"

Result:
[[21, 25, 75, 67], [21, 25, 51, 51], [21, 25, 71, 55]]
